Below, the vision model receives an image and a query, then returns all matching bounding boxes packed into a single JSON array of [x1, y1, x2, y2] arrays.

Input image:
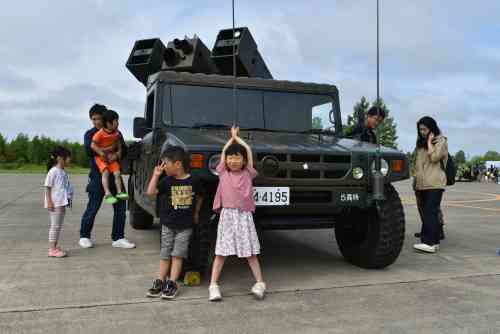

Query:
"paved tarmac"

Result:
[[0, 174, 499, 334]]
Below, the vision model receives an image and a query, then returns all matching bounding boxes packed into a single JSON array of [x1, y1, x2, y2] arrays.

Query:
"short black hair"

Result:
[[367, 106, 386, 119], [161, 146, 190, 170], [47, 146, 72, 171], [102, 109, 119, 128], [89, 104, 107, 118], [226, 143, 247, 161]]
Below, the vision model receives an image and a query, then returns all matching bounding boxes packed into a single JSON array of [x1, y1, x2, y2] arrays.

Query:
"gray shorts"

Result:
[[160, 226, 193, 260]]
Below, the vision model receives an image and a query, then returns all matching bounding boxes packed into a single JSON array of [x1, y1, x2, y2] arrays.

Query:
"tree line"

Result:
[[0, 133, 89, 168]]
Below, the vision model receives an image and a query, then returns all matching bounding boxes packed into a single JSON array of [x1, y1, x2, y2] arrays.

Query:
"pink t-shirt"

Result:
[[213, 159, 257, 213]]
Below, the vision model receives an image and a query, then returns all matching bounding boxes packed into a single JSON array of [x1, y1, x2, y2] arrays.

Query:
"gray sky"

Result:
[[1, 0, 499, 157]]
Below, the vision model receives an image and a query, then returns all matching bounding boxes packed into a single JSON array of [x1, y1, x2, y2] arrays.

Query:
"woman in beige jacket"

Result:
[[412, 116, 448, 253]]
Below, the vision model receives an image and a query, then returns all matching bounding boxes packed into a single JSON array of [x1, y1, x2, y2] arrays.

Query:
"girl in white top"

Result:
[[44, 146, 74, 258]]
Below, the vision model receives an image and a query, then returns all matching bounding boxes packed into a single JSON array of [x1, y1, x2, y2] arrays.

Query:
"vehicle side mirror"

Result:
[[133, 117, 150, 138], [329, 109, 335, 125]]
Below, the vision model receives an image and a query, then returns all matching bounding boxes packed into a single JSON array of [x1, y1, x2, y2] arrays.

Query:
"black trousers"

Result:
[[415, 191, 445, 227], [80, 190, 126, 241], [416, 189, 444, 245], [80, 170, 126, 241]]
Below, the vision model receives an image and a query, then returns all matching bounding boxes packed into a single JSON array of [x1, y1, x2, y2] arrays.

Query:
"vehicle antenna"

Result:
[[376, 0, 380, 109], [373, 0, 385, 201], [232, 0, 238, 126]]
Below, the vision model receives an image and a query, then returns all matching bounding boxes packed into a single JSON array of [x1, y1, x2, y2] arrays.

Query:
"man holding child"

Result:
[[79, 104, 135, 249]]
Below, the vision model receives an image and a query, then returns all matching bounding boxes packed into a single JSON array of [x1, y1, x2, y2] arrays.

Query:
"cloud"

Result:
[[0, 0, 499, 157], [0, 83, 141, 141]]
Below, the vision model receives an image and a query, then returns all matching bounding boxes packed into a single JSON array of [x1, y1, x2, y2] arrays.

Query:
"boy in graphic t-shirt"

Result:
[[145, 146, 204, 300]]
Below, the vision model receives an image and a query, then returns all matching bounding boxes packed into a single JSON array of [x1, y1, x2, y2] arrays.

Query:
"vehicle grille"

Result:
[[256, 153, 351, 179], [290, 191, 332, 203]]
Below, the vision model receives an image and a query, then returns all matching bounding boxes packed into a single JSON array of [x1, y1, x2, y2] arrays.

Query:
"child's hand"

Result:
[[231, 125, 240, 138], [99, 152, 108, 162], [47, 201, 55, 212], [108, 153, 118, 162], [153, 161, 167, 176]]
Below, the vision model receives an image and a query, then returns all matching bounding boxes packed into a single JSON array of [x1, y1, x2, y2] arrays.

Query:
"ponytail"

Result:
[[47, 146, 71, 171]]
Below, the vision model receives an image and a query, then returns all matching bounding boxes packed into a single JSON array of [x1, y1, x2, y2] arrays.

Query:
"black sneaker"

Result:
[[161, 280, 178, 300], [147, 279, 163, 298]]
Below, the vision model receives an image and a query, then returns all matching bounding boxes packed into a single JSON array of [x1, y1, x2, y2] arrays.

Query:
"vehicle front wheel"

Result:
[[128, 176, 154, 230], [335, 184, 405, 269]]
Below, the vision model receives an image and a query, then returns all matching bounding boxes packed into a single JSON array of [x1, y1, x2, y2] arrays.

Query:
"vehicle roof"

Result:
[[148, 70, 338, 96]]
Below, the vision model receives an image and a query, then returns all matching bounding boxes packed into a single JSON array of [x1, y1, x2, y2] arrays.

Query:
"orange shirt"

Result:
[[92, 129, 120, 152]]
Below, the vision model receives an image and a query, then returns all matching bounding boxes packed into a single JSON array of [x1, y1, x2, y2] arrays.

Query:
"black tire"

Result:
[[335, 184, 405, 269], [128, 176, 154, 230]]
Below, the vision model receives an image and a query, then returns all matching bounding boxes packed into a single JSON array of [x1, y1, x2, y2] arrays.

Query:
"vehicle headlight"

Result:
[[371, 159, 389, 176], [352, 167, 364, 180], [208, 154, 221, 175]]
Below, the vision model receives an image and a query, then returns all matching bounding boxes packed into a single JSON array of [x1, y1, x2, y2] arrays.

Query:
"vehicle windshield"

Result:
[[162, 84, 339, 134]]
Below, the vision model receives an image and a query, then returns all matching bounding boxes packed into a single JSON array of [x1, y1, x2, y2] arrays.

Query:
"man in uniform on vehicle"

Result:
[[352, 106, 386, 144]]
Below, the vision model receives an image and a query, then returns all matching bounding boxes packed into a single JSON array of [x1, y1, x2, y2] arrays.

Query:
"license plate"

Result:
[[253, 187, 290, 206]]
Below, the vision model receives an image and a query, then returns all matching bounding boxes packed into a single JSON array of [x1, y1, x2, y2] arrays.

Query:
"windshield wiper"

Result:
[[191, 123, 230, 129], [301, 129, 336, 135]]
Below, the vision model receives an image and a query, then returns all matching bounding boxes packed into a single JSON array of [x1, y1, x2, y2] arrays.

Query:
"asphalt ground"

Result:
[[0, 174, 499, 334]]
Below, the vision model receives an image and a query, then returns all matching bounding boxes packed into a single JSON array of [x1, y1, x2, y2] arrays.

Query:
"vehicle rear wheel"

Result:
[[128, 176, 154, 230], [335, 184, 405, 269]]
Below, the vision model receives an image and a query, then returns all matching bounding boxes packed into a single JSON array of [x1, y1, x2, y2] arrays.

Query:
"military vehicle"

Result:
[[125, 27, 409, 273]]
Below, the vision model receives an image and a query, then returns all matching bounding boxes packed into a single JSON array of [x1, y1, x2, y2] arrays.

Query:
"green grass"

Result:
[[0, 163, 89, 174]]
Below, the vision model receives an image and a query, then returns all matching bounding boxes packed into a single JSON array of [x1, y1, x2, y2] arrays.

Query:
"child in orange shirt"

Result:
[[91, 109, 128, 204]]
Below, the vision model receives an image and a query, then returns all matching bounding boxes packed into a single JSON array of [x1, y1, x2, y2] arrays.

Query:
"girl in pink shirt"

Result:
[[209, 126, 266, 302]]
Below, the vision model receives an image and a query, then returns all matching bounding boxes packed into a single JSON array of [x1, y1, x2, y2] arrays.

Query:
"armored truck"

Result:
[[125, 27, 409, 273]]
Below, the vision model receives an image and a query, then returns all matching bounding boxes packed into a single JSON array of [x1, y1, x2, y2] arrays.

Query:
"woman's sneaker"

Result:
[[116, 192, 129, 200], [161, 280, 178, 300], [251, 282, 266, 300], [104, 195, 118, 204], [147, 279, 163, 298], [413, 243, 439, 253], [208, 284, 222, 302]]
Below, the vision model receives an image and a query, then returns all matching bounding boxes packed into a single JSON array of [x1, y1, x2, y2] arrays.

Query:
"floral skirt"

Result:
[[215, 208, 261, 258]]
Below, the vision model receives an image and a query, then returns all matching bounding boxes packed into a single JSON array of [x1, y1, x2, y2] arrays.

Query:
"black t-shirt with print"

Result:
[[157, 175, 204, 229]]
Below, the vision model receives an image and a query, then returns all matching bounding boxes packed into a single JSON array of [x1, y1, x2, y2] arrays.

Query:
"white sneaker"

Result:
[[112, 238, 136, 249], [79, 238, 94, 249], [208, 284, 222, 302], [413, 243, 438, 253], [251, 282, 266, 300]]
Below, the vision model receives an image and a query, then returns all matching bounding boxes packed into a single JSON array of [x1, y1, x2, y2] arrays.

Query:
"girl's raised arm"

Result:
[[233, 131, 253, 169], [220, 131, 235, 163]]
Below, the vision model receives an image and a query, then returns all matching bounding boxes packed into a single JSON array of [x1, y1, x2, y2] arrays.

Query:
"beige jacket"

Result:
[[412, 135, 448, 190]]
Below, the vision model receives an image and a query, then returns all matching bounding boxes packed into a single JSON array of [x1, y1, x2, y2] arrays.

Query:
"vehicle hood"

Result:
[[165, 128, 404, 156]]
